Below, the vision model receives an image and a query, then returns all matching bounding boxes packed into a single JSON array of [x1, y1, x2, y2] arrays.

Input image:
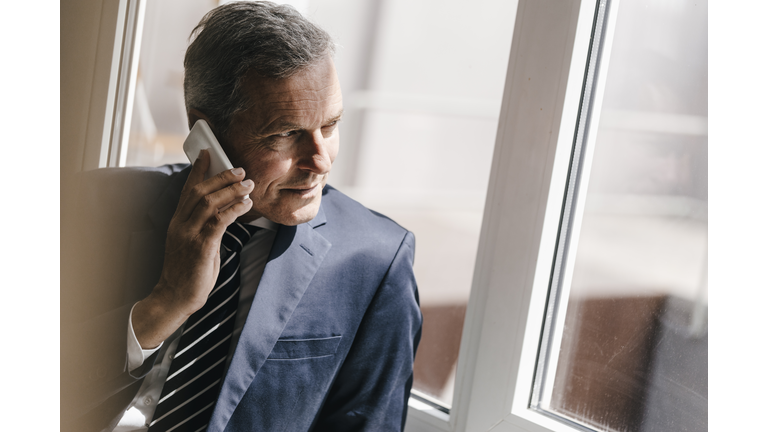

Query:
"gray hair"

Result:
[[183, 1, 335, 136]]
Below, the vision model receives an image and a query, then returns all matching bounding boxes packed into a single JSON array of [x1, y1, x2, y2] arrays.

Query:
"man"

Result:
[[61, 2, 421, 431]]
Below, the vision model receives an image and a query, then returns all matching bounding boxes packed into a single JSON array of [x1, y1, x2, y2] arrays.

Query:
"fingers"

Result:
[[168, 151, 255, 258], [200, 195, 254, 241], [181, 149, 210, 197], [177, 149, 210, 218], [186, 178, 255, 229], [176, 165, 248, 222]]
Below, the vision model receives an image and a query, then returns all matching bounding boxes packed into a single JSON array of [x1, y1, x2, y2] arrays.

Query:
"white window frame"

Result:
[[405, 0, 621, 430], [82, 0, 147, 170]]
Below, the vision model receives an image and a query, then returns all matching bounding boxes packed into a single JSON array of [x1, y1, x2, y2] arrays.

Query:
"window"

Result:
[[530, 0, 707, 430], [408, 0, 707, 430]]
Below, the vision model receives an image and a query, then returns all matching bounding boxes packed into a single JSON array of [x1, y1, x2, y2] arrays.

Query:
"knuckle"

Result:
[[201, 194, 216, 209], [211, 212, 232, 228], [190, 184, 205, 198], [229, 182, 243, 194], [216, 169, 232, 182]]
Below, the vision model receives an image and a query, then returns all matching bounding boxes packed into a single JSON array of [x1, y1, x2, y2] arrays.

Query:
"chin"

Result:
[[271, 200, 322, 226]]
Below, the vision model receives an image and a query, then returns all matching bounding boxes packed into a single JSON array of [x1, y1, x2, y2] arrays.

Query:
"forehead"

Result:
[[237, 57, 343, 135]]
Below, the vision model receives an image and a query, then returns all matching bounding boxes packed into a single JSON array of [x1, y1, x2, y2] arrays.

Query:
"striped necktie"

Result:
[[148, 222, 261, 432]]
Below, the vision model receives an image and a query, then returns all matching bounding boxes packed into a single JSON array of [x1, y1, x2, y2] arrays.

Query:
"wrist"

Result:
[[154, 277, 209, 316], [133, 289, 191, 349]]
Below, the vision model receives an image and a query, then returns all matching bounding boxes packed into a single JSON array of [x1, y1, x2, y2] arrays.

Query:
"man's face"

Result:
[[220, 56, 343, 226]]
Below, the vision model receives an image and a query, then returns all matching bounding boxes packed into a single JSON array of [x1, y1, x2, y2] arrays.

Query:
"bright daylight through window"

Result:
[[531, 1, 707, 431]]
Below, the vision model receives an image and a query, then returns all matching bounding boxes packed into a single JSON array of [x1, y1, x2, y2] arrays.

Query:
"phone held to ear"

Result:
[[183, 119, 248, 212], [183, 120, 234, 178]]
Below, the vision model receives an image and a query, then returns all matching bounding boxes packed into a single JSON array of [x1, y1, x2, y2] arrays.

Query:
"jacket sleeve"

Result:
[[313, 231, 422, 431]]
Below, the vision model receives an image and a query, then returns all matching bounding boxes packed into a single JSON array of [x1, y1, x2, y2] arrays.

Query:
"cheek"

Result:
[[247, 157, 294, 190]]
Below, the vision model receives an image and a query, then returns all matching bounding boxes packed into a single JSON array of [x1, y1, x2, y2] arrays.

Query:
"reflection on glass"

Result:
[[125, 0, 516, 409], [536, 0, 707, 431]]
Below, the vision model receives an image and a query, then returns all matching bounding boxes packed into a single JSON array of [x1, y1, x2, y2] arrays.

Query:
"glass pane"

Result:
[[125, 0, 516, 409], [327, 0, 516, 408], [534, 0, 707, 431]]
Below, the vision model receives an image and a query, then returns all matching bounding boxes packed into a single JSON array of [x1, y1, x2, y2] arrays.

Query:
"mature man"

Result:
[[61, 2, 421, 431]]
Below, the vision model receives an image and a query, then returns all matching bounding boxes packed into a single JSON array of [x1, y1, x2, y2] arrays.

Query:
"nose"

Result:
[[297, 129, 332, 175]]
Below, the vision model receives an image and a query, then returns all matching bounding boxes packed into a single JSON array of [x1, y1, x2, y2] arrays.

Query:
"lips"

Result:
[[291, 183, 318, 191], [285, 182, 321, 196]]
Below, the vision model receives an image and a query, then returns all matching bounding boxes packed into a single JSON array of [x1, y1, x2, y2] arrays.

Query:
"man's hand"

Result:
[[132, 150, 255, 349]]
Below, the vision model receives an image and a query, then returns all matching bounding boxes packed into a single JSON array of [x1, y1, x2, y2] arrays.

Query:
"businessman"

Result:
[[61, 2, 421, 431]]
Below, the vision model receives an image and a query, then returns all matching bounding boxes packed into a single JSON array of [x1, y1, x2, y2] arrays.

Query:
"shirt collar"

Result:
[[246, 217, 278, 232]]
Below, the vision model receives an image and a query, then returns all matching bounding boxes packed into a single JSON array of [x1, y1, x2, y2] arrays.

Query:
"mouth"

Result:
[[285, 182, 321, 197]]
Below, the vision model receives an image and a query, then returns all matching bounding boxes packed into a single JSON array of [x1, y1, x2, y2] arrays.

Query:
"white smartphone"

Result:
[[183, 119, 247, 211], [183, 119, 234, 179]]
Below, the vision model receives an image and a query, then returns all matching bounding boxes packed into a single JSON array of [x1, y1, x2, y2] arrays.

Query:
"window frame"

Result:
[[405, 0, 622, 430], [81, 0, 146, 171]]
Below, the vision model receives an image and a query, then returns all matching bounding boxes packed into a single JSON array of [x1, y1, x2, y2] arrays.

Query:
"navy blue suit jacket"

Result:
[[61, 164, 422, 432]]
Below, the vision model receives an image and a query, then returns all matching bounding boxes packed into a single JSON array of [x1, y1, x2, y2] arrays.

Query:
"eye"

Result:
[[276, 130, 298, 138], [324, 120, 339, 128]]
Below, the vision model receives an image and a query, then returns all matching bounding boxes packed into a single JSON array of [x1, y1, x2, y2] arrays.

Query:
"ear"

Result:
[[187, 108, 219, 135]]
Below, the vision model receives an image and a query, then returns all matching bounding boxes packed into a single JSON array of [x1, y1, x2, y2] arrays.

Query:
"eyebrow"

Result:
[[256, 109, 344, 138]]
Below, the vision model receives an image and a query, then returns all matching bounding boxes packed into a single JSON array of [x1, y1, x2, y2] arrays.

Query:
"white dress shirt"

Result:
[[115, 218, 278, 432]]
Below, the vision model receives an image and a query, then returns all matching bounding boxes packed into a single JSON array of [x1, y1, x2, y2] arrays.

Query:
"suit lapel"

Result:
[[208, 219, 332, 432]]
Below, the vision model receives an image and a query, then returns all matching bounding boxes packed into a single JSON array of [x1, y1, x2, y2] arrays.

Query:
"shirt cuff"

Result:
[[127, 302, 163, 372]]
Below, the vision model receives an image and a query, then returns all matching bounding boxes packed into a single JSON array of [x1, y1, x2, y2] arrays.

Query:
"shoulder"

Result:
[[316, 185, 413, 265], [320, 185, 410, 240]]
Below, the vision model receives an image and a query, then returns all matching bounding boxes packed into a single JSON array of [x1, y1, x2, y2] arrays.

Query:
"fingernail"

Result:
[[240, 179, 253, 187], [196, 149, 208, 161], [231, 167, 244, 175]]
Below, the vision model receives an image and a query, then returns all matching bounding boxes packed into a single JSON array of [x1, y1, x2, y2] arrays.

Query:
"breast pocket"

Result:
[[266, 335, 342, 360]]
